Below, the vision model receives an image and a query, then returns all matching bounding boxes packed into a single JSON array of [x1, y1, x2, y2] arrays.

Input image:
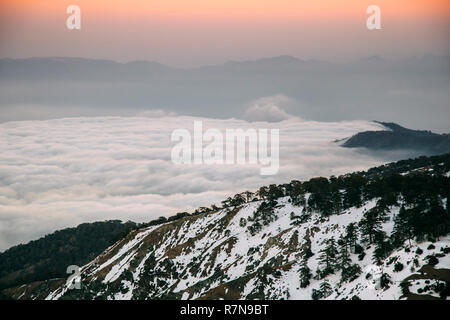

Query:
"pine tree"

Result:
[[231, 194, 246, 207], [344, 223, 358, 253], [257, 186, 268, 200], [337, 241, 352, 271], [318, 238, 338, 275], [341, 264, 362, 283], [379, 273, 392, 289], [372, 231, 392, 265], [290, 181, 306, 207], [301, 241, 314, 260], [392, 205, 413, 246], [358, 208, 383, 244], [267, 184, 283, 201], [342, 175, 365, 209], [320, 279, 332, 298], [299, 259, 312, 288], [330, 185, 343, 215], [337, 239, 355, 282], [244, 191, 254, 203]]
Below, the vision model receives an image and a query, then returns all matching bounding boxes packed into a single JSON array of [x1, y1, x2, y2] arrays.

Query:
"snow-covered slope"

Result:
[[44, 202, 449, 300], [5, 155, 450, 300]]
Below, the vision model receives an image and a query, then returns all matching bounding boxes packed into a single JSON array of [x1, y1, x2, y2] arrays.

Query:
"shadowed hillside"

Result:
[[342, 122, 450, 155]]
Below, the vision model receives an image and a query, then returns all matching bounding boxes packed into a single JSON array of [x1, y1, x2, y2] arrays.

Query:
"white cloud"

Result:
[[0, 115, 385, 251], [136, 109, 178, 118], [243, 95, 299, 122]]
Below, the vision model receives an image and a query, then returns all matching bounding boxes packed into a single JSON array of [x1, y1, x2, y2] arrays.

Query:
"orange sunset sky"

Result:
[[1, 0, 449, 66]]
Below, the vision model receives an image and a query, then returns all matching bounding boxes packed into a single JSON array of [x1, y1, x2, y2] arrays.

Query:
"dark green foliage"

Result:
[[406, 200, 450, 242], [167, 212, 189, 222], [357, 251, 366, 261], [427, 256, 439, 266], [342, 175, 365, 209], [341, 264, 362, 283], [232, 194, 247, 206], [319, 280, 333, 298], [318, 238, 338, 277], [359, 208, 383, 245], [247, 264, 282, 300], [0, 220, 136, 290], [0, 292, 13, 300], [247, 201, 277, 236], [301, 243, 314, 260], [393, 262, 404, 272], [344, 223, 359, 253], [400, 281, 411, 295], [299, 258, 312, 288], [337, 238, 352, 271], [290, 212, 301, 226], [267, 184, 284, 201], [372, 231, 392, 265], [219, 154, 449, 244], [392, 206, 413, 246], [311, 289, 322, 300], [304, 177, 342, 216], [133, 256, 180, 299], [380, 273, 392, 289], [437, 282, 450, 299], [354, 244, 364, 254], [311, 280, 333, 300], [337, 239, 361, 283], [289, 180, 306, 207]]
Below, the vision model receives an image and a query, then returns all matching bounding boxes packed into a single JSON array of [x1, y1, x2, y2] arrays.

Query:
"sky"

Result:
[[1, 0, 449, 66]]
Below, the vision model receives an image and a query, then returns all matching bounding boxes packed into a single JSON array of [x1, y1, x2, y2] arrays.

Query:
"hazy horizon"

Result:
[[1, 54, 449, 133]]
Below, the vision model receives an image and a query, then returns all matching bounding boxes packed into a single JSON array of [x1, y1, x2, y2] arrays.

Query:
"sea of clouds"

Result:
[[0, 112, 387, 251]]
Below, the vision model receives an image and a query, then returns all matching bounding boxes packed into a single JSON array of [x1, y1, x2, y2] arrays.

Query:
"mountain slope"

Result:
[[0, 220, 136, 290], [3, 154, 450, 300]]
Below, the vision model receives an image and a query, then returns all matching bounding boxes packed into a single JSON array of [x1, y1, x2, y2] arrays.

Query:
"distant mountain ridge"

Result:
[[342, 121, 450, 156], [2, 55, 449, 80], [1, 55, 449, 132], [0, 57, 173, 81]]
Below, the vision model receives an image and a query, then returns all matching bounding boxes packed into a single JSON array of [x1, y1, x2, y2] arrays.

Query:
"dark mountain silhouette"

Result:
[[0, 220, 136, 290], [342, 121, 450, 156]]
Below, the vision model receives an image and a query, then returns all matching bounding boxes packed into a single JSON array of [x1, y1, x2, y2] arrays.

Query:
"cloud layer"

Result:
[[0, 115, 386, 251], [243, 95, 298, 122]]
